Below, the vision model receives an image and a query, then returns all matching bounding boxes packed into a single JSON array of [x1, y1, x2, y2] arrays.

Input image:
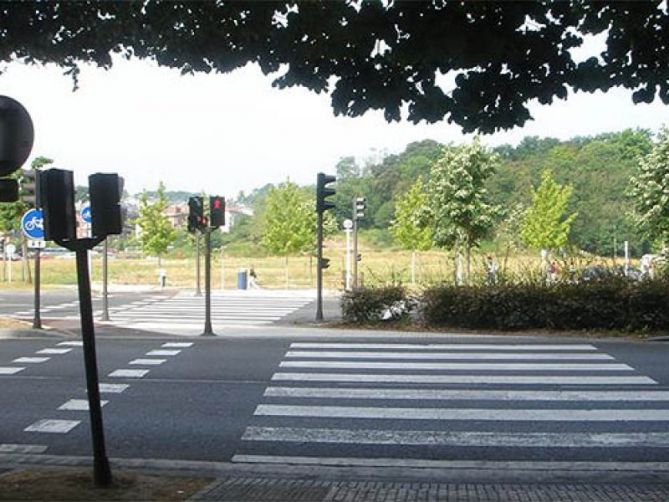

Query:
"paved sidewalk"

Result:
[[1, 453, 668, 502]]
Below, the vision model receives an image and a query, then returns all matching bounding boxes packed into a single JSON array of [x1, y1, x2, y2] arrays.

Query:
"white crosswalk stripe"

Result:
[[101, 292, 313, 333], [233, 341, 668, 468]]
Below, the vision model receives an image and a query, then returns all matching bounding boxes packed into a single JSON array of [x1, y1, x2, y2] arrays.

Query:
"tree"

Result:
[[520, 169, 577, 252], [135, 181, 176, 267], [391, 178, 433, 285], [425, 139, 500, 283], [2, 2, 668, 132], [629, 127, 669, 249]]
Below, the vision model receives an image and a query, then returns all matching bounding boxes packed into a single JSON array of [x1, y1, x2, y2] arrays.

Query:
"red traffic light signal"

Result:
[[210, 196, 225, 228]]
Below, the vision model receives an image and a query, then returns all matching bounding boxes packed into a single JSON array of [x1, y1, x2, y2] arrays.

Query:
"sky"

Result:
[[0, 55, 667, 199]]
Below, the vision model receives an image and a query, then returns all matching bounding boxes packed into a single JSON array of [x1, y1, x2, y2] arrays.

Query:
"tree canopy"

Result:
[[2, 1, 668, 132]]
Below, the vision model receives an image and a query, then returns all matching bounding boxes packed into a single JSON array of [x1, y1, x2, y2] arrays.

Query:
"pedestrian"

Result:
[[548, 261, 560, 283], [485, 255, 498, 285], [158, 268, 167, 288], [248, 267, 259, 289]]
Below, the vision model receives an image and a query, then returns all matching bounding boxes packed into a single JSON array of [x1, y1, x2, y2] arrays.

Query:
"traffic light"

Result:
[[0, 96, 34, 178], [89, 173, 124, 237], [188, 196, 204, 233], [38, 168, 76, 241], [316, 173, 336, 213], [354, 197, 366, 220], [210, 196, 225, 228], [21, 169, 38, 206], [357, 253, 362, 262], [0, 178, 18, 202], [320, 257, 330, 269]]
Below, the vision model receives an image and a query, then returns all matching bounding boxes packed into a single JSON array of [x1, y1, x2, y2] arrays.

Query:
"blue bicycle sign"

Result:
[[81, 205, 92, 223], [21, 208, 44, 240]]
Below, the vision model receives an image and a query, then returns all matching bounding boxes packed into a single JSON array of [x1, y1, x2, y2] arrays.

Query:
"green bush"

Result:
[[341, 286, 415, 323], [422, 277, 669, 332]]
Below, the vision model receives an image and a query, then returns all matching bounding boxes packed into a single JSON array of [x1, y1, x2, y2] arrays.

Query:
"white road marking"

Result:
[[242, 427, 669, 448], [24, 419, 80, 433], [0, 367, 24, 375], [0, 443, 48, 454], [36, 348, 72, 355], [109, 369, 150, 378], [58, 399, 108, 411], [264, 387, 669, 401], [99, 383, 129, 393], [290, 343, 598, 351], [231, 455, 669, 472], [129, 359, 166, 365], [285, 351, 613, 361], [279, 361, 633, 371], [162, 342, 193, 348], [272, 373, 657, 385], [146, 350, 181, 356], [255, 404, 669, 421], [13, 357, 50, 364], [57, 341, 83, 347]]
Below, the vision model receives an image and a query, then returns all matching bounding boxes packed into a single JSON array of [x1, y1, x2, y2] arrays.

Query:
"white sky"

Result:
[[0, 56, 667, 198]]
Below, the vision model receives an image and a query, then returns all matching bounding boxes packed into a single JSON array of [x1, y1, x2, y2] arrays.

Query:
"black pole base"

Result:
[[93, 455, 113, 487]]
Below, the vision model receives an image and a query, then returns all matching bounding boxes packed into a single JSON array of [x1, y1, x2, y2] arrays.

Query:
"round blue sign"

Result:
[[21, 208, 44, 240], [81, 205, 92, 223]]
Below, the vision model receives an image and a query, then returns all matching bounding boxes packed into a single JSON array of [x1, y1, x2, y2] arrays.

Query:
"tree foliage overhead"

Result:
[[2, 1, 668, 132]]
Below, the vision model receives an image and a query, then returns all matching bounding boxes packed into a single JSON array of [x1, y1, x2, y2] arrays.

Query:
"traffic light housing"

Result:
[[320, 257, 330, 269], [316, 173, 336, 213], [0, 178, 18, 202], [89, 173, 124, 237], [210, 196, 225, 228], [188, 196, 205, 233], [0, 96, 34, 178], [21, 169, 38, 206], [354, 197, 366, 220], [38, 168, 76, 242], [357, 253, 362, 262]]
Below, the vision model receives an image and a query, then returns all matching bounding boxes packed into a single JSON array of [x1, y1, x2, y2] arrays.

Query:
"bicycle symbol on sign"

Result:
[[24, 216, 43, 232]]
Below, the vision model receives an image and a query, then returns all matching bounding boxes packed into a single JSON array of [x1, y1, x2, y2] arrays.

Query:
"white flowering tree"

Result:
[[629, 127, 669, 251], [425, 139, 500, 284], [390, 177, 433, 284]]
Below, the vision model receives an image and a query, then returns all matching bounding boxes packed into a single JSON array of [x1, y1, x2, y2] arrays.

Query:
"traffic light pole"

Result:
[[316, 209, 324, 321], [195, 234, 202, 297], [202, 228, 215, 336], [101, 238, 110, 321], [352, 216, 358, 289], [32, 248, 41, 329]]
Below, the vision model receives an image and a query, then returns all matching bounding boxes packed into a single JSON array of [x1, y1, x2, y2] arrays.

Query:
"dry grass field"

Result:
[[0, 236, 621, 291]]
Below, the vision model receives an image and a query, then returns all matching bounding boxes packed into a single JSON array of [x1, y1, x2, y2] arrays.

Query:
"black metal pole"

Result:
[[75, 248, 112, 487], [32, 247, 41, 329], [353, 215, 358, 289], [316, 210, 324, 321], [195, 234, 202, 297], [202, 229, 214, 335], [101, 238, 109, 321]]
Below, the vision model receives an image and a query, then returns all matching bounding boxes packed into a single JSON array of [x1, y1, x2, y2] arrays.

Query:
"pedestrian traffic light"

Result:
[[21, 169, 38, 206], [320, 257, 330, 269], [188, 196, 204, 233], [89, 173, 124, 237], [0, 96, 34, 178], [357, 253, 362, 262], [354, 197, 366, 220], [0, 178, 18, 202], [38, 168, 76, 242], [210, 196, 225, 228], [316, 173, 336, 213]]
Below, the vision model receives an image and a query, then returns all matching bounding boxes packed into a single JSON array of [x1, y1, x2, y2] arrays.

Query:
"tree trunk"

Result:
[[285, 255, 289, 288], [464, 243, 471, 285], [411, 250, 416, 286]]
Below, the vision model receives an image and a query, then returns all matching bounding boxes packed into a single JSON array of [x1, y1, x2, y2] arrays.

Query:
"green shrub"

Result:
[[341, 286, 415, 323], [422, 277, 669, 332]]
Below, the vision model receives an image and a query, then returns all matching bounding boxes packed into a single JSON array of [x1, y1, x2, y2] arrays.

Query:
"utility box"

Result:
[[237, 269, 248, 290]]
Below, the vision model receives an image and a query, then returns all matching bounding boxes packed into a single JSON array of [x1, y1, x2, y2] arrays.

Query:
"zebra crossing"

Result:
[[100, 291, 314, 333], [232, 341, 669, 467]]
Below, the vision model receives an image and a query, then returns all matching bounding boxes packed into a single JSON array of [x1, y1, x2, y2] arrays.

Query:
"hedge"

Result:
[[341, 285, 415, 323]]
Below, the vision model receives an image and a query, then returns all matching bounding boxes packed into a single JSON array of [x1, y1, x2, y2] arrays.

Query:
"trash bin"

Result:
[[237, 269, 248, 290]]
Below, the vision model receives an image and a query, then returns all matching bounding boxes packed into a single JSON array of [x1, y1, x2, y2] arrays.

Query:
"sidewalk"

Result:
[[1, 453, 668, 501]]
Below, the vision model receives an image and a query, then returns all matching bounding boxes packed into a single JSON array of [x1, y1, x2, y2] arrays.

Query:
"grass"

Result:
[[0, 237, 627, 290], [0, 469, 212, 501], [0, 317, 30, 329]]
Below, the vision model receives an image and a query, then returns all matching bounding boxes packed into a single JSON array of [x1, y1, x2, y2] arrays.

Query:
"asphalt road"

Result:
[[1, 329, 669, 472]]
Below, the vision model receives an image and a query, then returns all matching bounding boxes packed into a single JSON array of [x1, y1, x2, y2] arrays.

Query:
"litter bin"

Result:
[[237, 268, 248, 290]]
